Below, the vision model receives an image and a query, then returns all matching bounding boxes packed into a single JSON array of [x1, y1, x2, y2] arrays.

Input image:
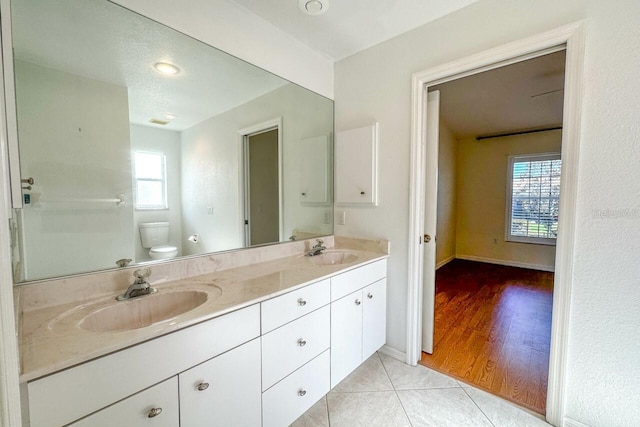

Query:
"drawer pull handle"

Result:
[[297, 338, 307, 347], [297, 298, 307, 306], [197, 382, 210, 391], [355, 299, 361, 306], [147, 407, 163, 418], [298, 389, 307, 397], [367, 293, 374, 299]]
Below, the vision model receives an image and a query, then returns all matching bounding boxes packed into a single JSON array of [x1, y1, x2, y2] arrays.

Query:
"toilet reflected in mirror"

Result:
[[139, 222, 179, 260]]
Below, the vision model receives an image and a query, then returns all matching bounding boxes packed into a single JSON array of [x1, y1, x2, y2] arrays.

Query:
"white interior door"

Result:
[[421, 90, 440, 354]]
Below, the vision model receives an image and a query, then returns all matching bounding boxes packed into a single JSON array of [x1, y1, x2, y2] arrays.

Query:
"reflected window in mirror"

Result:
[[134, 151, 168, 210]]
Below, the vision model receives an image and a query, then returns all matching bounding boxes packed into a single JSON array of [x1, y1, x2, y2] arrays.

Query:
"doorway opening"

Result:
[[406, 23, 585, 426], [419, 50, 565, 414], [240, 118, 283, 246]]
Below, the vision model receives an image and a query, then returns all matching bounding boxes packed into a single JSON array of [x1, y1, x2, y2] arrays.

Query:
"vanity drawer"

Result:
[[70, 376, 178, 427], [262, 305, 330, 390], [261, 278, 330, 333], [27, 304, 260, 427], [262, 350, 330, 427], [331, 259, 387, 301]]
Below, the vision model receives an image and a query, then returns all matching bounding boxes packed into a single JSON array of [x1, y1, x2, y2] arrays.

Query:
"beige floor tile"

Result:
[[379, 353, 459, 390], [464, 387, 551, 427], [331, 354, 393, 393], [327, 391, 411, 427], [397, 388, 493, 427], [290, 396, 329, 427]]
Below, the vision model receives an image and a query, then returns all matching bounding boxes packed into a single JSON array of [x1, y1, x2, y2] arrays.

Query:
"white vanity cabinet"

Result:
[[179, 338, 261, 427], [260, 278, 332, 427], [330, 260, 387, 388], [69, 377, 179, 427], [26, 304, 261, 427]]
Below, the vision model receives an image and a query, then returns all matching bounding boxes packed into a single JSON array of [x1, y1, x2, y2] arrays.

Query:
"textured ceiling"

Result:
[[11, 0, 288, 131], [230, 0, 480, 60], [432, 50, 566, 139]]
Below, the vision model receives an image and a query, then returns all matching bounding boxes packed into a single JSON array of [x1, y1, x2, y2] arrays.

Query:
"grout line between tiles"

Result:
[[378, 352, 415, 427], [376, 351, 396, 390], [462, 386, 496, 427], [324, 395, 331, 427]]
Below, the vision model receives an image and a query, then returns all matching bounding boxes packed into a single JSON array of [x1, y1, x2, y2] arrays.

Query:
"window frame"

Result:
[[505, 152, 561, 246], [133, 150, 168, 210]]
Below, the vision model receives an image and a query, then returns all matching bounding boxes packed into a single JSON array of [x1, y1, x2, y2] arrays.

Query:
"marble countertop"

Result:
[[18, 245, 388, 382]]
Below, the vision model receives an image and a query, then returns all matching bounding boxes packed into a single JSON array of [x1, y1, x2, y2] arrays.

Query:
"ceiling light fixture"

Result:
[[298, 0, 329, 16], [162, 112, 177, 120], [154, 62, 180, 75]]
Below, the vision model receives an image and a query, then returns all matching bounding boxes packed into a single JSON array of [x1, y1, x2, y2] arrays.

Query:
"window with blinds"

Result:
[[506, 153, 561, 245]]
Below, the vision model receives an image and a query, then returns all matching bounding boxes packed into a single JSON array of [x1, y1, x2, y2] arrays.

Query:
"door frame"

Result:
[[405, 22, 585, 426], [238, 117, 284, 246]]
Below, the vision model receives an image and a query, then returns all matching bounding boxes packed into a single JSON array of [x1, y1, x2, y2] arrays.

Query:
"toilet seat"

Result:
[[149, 245, 178, 260]]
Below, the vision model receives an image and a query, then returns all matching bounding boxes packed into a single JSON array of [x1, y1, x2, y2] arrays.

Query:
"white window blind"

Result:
[[506, 153, 561, 245], [134, 151, 167, 210]]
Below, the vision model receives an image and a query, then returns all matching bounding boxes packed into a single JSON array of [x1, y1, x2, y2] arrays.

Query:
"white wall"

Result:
[[335, 0, 640, 425], [435, 119, 457, 267], [455, 131, 561, 271], [180, 84, 333, 255], [111, 0, 333, 99], [14, 61, 134, 280], [130, 125, 183, 262]]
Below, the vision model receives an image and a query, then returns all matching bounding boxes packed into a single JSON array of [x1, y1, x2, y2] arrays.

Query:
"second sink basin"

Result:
[[307, 250, 359, 266], [79, 290, 209, 333]]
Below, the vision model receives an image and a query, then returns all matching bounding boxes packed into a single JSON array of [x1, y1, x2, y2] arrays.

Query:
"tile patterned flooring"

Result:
[[291, 352, 551, 427]]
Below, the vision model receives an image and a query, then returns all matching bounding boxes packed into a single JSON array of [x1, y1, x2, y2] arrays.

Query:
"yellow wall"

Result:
[[455, 130, 561, 271], [435, 120, 457, 267]]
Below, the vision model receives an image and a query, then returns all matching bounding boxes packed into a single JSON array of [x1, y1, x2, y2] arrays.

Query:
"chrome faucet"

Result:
[[307, 239, 327, 257], [116, 268, 157, 301]]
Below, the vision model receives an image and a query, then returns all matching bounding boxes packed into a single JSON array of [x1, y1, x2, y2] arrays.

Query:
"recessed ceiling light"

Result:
[[298, 0, 329, 16], [149, 118, 169, 126], [162, 112, 177, 120], [154, 62, 180, 75]]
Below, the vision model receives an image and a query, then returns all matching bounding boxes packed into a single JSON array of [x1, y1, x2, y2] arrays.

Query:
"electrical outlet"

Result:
[[207, 206, 214, 215], [338, 211, 346, 226], [493, 238, 499, 244], [323, 210, 330, 224]]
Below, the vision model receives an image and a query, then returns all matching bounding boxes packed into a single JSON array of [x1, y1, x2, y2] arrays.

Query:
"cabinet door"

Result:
[[335, 124, 378, 205], [362, 279, 387, 360], [299, 135, 330, 204], [179, 338, 261, 427], [70, 377, 178, 427], [330, 290, 363, 388]]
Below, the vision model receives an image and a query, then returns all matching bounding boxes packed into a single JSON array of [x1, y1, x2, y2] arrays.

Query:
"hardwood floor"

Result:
[[419, 259, 553, 415]]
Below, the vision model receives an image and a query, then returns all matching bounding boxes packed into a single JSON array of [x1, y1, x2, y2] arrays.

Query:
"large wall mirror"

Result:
[[8, 0, 334, 283]]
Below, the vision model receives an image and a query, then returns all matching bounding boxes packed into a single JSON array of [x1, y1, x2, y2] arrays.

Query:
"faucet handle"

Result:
[[316, 239, 324, 245], [133, 268, 151, 282]]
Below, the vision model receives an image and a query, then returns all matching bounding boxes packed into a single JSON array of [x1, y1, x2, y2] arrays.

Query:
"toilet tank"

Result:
[[139, 222, 170, 248]]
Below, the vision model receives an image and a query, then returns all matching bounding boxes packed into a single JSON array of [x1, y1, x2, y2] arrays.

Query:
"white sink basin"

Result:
[[306, 250, 359, 266], [79, 290, 209, 333]]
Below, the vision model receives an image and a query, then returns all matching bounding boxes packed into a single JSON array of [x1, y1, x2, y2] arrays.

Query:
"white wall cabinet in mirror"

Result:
[[4, 0, 334, 283], [335, 123, 378, 206], [299, 134, 331, 205]]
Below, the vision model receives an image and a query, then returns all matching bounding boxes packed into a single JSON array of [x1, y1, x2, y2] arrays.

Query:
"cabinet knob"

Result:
[[147, 407, 163, 418], [196, 382, 210, 391], [367, 293, 374, 299], [355, 299, 361, 305], [301, 192, 306, 196], [360, 191, 365, 195], [297, 338, 307, 347], [297, 298, 307, 306], [298, 389, 307, 397]]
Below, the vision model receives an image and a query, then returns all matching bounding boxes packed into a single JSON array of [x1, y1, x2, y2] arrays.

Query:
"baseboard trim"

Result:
[[456, 254, 555, 272], [378, 345, 406, 363], [435, 255, 455, 270], [564, 417, 591, 427]]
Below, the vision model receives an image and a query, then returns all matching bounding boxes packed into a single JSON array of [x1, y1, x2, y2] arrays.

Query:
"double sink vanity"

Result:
[[14, 237, 389, 426]]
